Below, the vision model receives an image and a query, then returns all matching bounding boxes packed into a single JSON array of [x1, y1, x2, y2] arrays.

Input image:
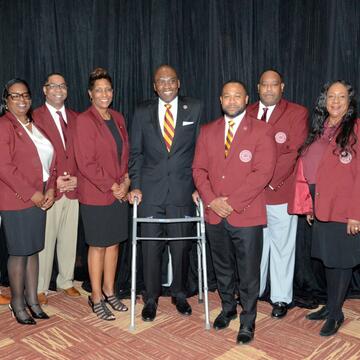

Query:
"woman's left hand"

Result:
[[112, 181, 130, 201], [42, 189, 55, 210], [347, 219, 360, 235]]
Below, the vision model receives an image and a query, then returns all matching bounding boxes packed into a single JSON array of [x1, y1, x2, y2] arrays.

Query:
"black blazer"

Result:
[[129, 96, 203, 206]]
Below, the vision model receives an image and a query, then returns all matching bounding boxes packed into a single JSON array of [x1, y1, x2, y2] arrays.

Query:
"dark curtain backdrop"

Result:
[[0, 0, 360, 301], [0, 0, 359, 122]]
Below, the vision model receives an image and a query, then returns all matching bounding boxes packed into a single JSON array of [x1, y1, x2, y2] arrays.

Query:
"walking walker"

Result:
[[129, 197, 210, 331]]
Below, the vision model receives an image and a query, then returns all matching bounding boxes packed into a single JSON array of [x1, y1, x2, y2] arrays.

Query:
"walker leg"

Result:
[[129, 237, 137, 331], [199, 201, 210, 330], [129, 202, 138, 331], [201, 233, 210, 330], [197, 218, 203, 303]]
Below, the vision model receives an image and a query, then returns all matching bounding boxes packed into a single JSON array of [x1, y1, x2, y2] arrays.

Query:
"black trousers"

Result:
[[139, 204, 194, 301], [206, 220, 263, 326], [325, 267, 352, 320]]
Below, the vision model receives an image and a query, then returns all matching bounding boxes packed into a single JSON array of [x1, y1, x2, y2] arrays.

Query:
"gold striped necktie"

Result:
[[225, 119, 235, 158], [163, 104, 175, 152]]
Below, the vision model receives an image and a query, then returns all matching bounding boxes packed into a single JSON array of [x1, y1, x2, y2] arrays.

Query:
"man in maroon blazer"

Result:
[[193, 81, 276, 344], [247, 70, 308, 318], [33, 73, 80, 304]]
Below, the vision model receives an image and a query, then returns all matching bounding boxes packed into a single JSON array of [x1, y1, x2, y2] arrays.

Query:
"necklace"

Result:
[[102, 112, 111, 120], [15, 116, 31, 127]]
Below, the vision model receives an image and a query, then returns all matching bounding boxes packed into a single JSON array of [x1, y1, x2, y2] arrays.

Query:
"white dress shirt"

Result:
[[19, 121, 54, 182], [46, 102, 67, 148], [257, 102, 276, 122]]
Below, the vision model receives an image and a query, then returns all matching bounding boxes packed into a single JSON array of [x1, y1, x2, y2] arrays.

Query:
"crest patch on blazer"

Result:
[[339, 151, 352, 164], [275, 131, 287, 144], [239, 150, 252, 162]]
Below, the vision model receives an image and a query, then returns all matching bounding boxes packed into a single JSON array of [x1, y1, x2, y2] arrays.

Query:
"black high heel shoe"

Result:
[[27, 303, 50, 319], [9, 304, 36, 325]]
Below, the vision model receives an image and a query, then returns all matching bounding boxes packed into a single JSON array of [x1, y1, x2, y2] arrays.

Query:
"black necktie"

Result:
[[261, 107, 268, 122]]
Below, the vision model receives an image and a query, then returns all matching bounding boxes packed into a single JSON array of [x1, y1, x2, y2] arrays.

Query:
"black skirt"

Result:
[[80, 200, 128, 247], [1, 207, 46, 256], [312, 219, 360, 268]]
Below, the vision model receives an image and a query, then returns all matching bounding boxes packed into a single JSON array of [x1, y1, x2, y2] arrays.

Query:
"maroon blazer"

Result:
[[73, 106, 129, 206], [290, 119, 360, 223], [192, 112, 276, 227], [33, 105, 79, 201], [0, 112, 56, 210], [247, 99, 308, 205]]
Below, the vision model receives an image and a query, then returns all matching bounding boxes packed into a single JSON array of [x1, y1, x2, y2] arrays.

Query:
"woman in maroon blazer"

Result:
[[0, 79, 56, 325], [73, 68, 130, 320], [292, 80, 360, 336]]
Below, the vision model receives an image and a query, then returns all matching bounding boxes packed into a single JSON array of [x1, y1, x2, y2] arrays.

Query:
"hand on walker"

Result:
[[192, 190, 200, 206], [128, 189, 142, 205]]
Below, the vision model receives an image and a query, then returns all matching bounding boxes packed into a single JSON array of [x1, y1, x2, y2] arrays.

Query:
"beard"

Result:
[[222, 105, 246, 118]]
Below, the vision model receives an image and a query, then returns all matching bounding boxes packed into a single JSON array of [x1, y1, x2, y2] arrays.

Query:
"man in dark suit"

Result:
[[193, 81, 276, 344], [128, 64, 202, 322], [247, 69, 308, 318], [33, 73, 80, 305]]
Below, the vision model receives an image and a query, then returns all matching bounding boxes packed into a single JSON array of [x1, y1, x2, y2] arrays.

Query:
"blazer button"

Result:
[[316, 192, 320, 196], [221, 175, 225, 179]]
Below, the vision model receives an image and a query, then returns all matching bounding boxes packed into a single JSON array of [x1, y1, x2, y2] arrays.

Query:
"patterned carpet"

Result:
[[1, 284, 360, 360]]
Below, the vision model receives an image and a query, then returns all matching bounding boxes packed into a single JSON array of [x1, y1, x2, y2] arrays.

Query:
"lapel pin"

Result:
[[183, 105, 188, 110]]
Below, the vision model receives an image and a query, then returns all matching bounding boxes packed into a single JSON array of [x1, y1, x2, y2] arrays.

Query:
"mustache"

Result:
[[222, 106, 246, 118]]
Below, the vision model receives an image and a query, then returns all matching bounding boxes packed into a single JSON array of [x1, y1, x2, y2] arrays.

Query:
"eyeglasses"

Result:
[[45, 83, 67, 90], [7, 92, 31, 101]]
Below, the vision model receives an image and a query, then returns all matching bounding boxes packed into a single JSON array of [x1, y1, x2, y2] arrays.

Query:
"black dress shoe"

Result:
[[141, 301, 157, 322], [236, 323, 255, 344], [319, 318, 344, 336], [271, 302, 288, 318], [171, 297, 192, 316], [213, 310, 237, 330], [306, 306, 329, 321]]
